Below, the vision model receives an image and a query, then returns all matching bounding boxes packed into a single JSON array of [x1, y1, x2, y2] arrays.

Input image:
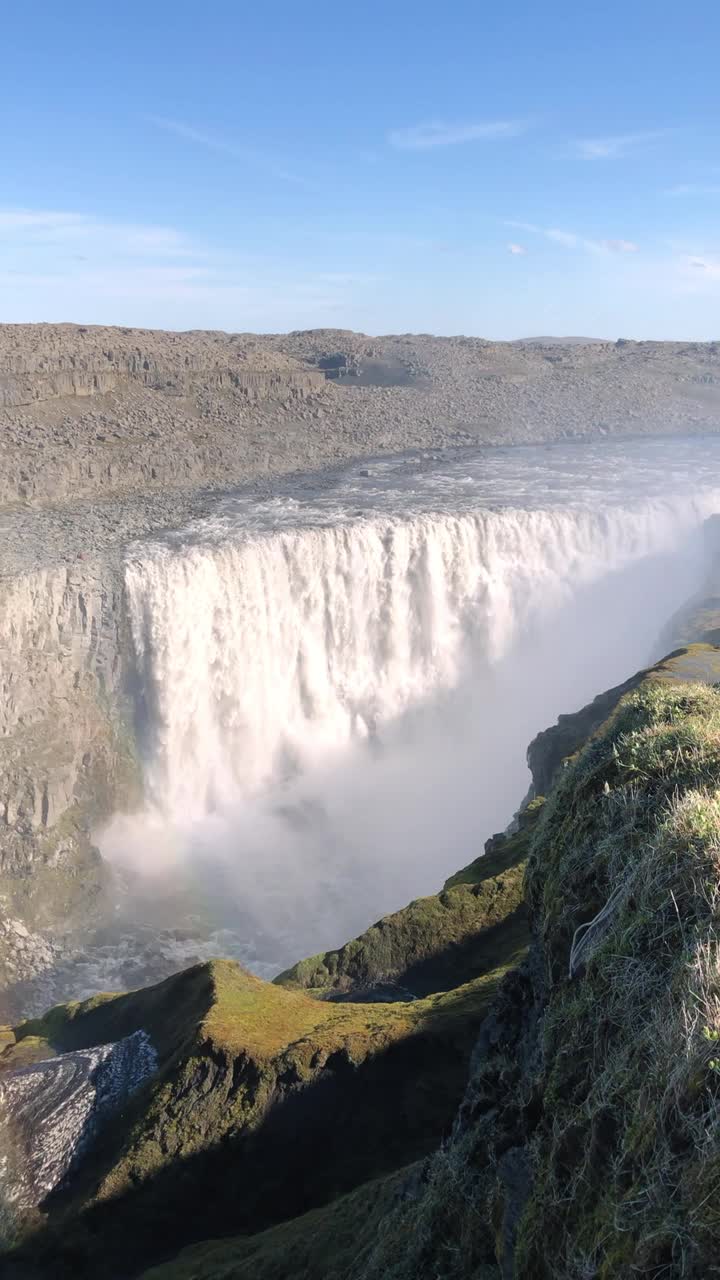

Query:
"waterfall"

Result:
[[99, 445, 720, 970], [124, 496, 715, 824]]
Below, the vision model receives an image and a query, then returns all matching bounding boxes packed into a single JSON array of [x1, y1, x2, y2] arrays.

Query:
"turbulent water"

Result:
[[87, 438, 720, 984]]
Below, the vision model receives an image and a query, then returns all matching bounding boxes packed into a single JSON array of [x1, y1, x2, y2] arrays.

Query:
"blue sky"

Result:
[[2, 0, 719, 337]]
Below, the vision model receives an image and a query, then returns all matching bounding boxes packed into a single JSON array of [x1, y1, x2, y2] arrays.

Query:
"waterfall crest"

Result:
[[125, 495, 715, 823]]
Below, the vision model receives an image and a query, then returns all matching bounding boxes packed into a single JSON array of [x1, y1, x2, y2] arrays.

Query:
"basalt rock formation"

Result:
[[0, 560, 141, 1015], [2, 325, 720, 510]]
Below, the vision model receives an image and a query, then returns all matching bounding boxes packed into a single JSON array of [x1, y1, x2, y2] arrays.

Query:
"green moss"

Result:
[[276, 809, 538, 1000], [342, 657, 720, 1280], [7, 947, 515, 1279], [0, 1035, 55, 1072], [16, 962, 215, 1067]]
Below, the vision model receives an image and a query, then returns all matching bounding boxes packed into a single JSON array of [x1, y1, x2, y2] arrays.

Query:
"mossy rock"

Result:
[[275, 808, 540, 1001], [4, 956, 512, 1279], [0, 1035, 55, 1073], [526, 643, 720, 795]]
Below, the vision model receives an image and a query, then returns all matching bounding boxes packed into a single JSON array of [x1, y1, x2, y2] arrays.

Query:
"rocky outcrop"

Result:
[[0, 1031, 156, 1236], [275, 809, 537, 1000], [0, 561, 141, 1014], [0, 325, 331, 507], [0, 324, 323, 409]]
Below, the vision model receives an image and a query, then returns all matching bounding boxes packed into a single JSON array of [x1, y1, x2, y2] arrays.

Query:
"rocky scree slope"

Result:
[[2, 324, 720, 509]]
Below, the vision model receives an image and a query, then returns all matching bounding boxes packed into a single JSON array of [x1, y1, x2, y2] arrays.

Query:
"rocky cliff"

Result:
[[1, 325, 719, 509], [0, 560, 141, 1012]]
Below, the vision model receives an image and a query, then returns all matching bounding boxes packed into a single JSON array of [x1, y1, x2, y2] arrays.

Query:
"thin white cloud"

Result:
[[388, 120, 528, 150], [146, 115, 314, 188], [688, 255, 720, 280], [507, 243, 527, 255], [545, 229, 579, 248], [0, 210, 86, 231], [506, 221, 638, 255], [573, 131, 667, 159], [0, 204, 381, 326]]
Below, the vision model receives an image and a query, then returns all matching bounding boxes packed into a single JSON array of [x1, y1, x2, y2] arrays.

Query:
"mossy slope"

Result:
[[275, 805, 539, 1000], [327, 647, 720, 1280], [140, 1168, 412, 1280], [4, 944, 514, 1278]]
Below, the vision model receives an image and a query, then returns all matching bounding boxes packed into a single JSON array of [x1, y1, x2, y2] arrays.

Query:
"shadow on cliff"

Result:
[[5, 1003, 490, 1280]]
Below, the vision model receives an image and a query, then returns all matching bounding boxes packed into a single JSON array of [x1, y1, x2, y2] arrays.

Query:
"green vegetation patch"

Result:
[[275, 806, 539, 1000], [517, 675, 720, 1277], [350, 667, 720, 1280], [6, 943, 514, 1279]]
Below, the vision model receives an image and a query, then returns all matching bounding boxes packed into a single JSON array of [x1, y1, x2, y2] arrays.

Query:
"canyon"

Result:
[[1, 325, 720, 1278]]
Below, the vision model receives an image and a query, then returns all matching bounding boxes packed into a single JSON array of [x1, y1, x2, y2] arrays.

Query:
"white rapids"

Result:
[[99, 437, 720, 976]]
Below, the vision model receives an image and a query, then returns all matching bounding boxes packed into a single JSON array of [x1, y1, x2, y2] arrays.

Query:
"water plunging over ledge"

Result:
[[82, 438, 720, 989]]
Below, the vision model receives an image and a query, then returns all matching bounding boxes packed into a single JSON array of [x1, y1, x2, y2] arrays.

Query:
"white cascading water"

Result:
[[125, 501, 711, 818], [102, 440, 720, 972]]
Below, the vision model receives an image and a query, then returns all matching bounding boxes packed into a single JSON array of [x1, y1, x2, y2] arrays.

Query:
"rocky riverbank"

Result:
[[2, 325, 719, 511]]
